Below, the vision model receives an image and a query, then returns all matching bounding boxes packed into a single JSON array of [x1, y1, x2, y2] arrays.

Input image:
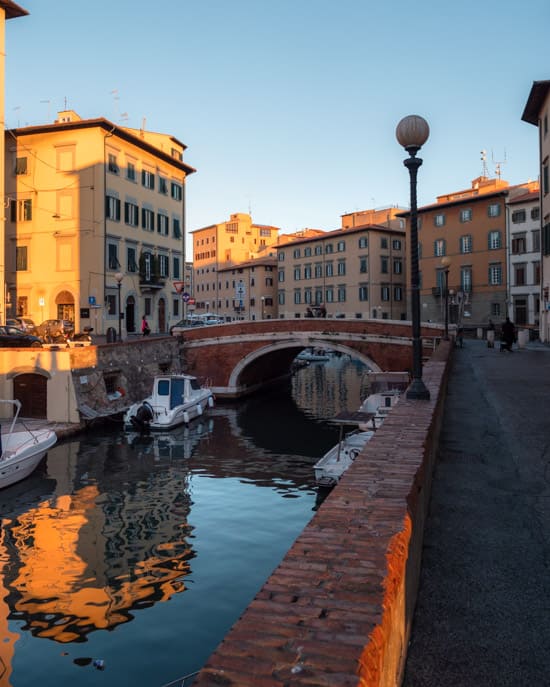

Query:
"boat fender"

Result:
[[196, 404, 203, 416], [208, 396, 214, 408], [349, 448, 360, 461], [183, 411, 190, 424]]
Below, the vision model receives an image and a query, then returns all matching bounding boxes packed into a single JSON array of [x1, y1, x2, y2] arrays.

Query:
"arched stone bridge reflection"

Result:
[[179, 319, 443, 397]]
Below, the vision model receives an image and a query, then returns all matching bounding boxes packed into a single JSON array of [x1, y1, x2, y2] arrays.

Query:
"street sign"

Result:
[[182, 292, 190, 302], [88, 296, 96, 305]]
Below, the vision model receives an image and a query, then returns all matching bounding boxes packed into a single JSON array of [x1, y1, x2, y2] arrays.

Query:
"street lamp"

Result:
[[396, 114, 430, 400], [115, 272, 123, 341], [260, 295, 265, 320], [441, 256, 451, 340]]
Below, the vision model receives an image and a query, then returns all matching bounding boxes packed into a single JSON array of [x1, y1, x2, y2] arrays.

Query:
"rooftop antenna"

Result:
[[110, 89, 119, 120], [120, 111, 129, 124], [492, 149, 507, 180], [480, 150, 489, 177], [13, 105, 21, 127]]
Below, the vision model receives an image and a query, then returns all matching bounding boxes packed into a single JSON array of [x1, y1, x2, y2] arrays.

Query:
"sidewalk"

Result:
[[403, 339, 550, 686]]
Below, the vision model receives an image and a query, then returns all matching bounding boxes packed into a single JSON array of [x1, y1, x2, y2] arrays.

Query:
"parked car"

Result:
[[169, 318, 206, 335], [0, 325, 42, 347], [6, 317, 36, 333], [34, 319, 74, 343]]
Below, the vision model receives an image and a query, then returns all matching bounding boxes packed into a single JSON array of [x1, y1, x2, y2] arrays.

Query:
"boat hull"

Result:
[[124, 393, 214, 431], [0, 429, 57, 489], [314, 431, 374, 487]]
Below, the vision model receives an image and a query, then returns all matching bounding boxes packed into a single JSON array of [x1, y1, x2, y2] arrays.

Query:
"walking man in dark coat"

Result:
[[500, 317, 515, 352]]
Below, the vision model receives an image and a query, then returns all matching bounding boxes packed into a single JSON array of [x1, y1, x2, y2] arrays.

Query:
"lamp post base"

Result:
[[406, 378, 431, 400]]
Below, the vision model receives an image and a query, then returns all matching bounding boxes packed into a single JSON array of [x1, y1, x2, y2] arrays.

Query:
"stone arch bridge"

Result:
[[179, 319, 443, 397]]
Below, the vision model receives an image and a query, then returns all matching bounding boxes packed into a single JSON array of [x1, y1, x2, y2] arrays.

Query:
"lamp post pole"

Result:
[[396, 115, 430, 400], [441, 257, 451, 340], [261, 296, 265, 320], [115, 272, 123, 341]]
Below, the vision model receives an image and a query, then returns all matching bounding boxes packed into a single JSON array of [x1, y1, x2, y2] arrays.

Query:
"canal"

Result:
[[0, 355, 371, 687]]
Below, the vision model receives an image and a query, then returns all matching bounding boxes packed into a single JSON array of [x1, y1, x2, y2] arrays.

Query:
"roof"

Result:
[[217, 255, 278, 273], [397, 189, 509, 217], [0, 1, 28, 18], [507, 188, 540, 205], [521, 80, 550, 125], [276, 222, 404, 248], [7, 117, 196, 175]]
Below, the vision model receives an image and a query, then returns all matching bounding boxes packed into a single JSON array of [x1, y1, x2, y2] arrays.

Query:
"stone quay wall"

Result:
[[193, 341, 452, 687]]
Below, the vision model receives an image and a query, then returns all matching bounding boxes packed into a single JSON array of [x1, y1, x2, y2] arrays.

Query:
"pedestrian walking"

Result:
[[487, 319, 495, 348], [500, 317, 515, 352], [141, 315, 151, 336]]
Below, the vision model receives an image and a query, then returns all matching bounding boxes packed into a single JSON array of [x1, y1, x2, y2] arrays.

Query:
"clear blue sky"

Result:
[[5, 0, 549, 251]]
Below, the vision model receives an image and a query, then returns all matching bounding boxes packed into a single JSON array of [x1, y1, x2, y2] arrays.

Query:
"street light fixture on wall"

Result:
[[260, 295, 265, 320], [115, 272, 123, 341], [441, 256, 451, 340], [396, 114, 430, 400]]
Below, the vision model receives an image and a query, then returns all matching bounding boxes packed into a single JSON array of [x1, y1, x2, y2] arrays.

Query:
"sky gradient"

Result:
[[4, 0, 548, 250]]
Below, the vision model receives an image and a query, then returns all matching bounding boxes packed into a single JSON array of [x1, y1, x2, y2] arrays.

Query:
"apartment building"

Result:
[[216, 254, 277, 320], [191, 212, 280, 316], [276, 218, 407, 320], [399, 176, 537, 328], [522, 80, 550, 342], [5, 110, 194, 335], [507, 186, 541, 326], [0, 1, 28, 324]]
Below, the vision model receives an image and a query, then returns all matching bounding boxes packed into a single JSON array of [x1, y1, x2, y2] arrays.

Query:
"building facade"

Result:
[[522, 80, 550, 342], [216, 255, 277, 320], [191, 212, 280, 317], [507, 187, 541, 326], [276, 221, 407, 321], [401, 176, 537, 329], [5, 110, 194, 335]]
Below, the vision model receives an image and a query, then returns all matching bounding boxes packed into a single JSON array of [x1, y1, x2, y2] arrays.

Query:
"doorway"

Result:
[[13, 374, 47, 418], [126, 296, 136, 333]]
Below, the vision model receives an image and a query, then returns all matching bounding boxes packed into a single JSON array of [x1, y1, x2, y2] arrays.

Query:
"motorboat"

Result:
[[314, 414, 375, 488], [123, 374, 215, 432], [0, 400, 57, 489], [296, 347, 332, 363], [357, 371, 409, 430]]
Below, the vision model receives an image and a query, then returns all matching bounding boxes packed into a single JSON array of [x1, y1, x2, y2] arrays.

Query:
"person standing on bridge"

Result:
[[141, 315, 151, 336]]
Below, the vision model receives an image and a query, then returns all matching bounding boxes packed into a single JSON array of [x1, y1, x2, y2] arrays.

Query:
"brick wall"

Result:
[[193, 341, 452, 686]]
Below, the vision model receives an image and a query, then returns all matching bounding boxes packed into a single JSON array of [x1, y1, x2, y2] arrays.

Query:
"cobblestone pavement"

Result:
[[403, 339, 550, 686]]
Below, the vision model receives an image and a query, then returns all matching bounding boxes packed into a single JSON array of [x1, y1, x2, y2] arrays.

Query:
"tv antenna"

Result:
[[480, 150, 489, 177], [492, 149, 507, 179]]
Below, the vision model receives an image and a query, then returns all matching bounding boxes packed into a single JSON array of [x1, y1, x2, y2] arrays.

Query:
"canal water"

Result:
[[0, 355, 371, 687]]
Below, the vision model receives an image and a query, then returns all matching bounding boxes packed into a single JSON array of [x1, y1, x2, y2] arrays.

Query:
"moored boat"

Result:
[[123, 374, 214, 432], [0, 400, 57, 489]]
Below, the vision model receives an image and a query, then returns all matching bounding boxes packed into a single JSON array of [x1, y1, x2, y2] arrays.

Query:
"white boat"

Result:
[[0, 400, 57, 489], [357, 388, 403, 430], [123, 374, 215, 431], [296, 347, 332, 362], [314, 421, 375, 488]]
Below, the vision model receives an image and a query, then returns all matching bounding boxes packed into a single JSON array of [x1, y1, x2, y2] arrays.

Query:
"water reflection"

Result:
[[0, 355, 370, 685]]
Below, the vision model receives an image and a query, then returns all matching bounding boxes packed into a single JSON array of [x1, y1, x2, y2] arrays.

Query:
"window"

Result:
[[278, 269, 285, 282], [434, 214, 445, 227], [142, 208, 154, 231], [359, 284, 369, 301], [127, 247, 138, 273], [488, 203, 501, 217], [460, 208, 472, 222], [173, 256, 181, 279], [278, 251, 285, 262], [171, 182, 183, 201], [459, 234, 472, 254], [512, 209, 526, 224], [534, 261, 540, 284], [314, 263, 322, 278], [381, 237, 388, 249], [108, 154, 119, 175], [294, 290, 302, 305], [325, 262, 333, 277], [173, 298, 180, 317], [158, 177, 168, 195], [381, 285, 390, 301], [533, 229, 541, 251], [491, 302, 501, 317], [157, 213, 169, 235], [337, 260, 346, 276], [15, 156, 27, 175], [294, 266, 301, 280], [16, 246, 27, 271], [304, 247, 312, 257], [393, 259, 402, 274], [461, 266, 472, 292], [106, 294, 117, 315], [511, 234, 526, 254], [124, 202, 139, 226], [107, 244, 119, 270], [315, 245, 323, 255], [488, 230, 502, 249], [337, 286, 346, 302], [514, 263, 526, 286], [142, 169, 155, 190], [359, 237, 368, 249], [325, 287, 334, 303], [392, 239, 402, 250], [10, 199, 32, 222], [304, 264, 312, 279], [337, 240, 345, 252], [173, 218, 182, 238], [325, 243, 333, 254], [293, 248, 301, 258], [158, 254, 169, 278], [394, 286, 403, 301], [531, 206, 540, 221], [434, 239, 446, 257], [127, 162, 136, 181], [278, 291, 285, 305], [488, 263, 502, 285], [106, 196, 121, 221]]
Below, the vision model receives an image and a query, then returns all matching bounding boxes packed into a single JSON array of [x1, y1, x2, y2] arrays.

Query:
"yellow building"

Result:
[[0, 0, 28, 325], [216, 254, 278, 320], [5, 110, 195, 335], [191, 212, 280, 317]]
